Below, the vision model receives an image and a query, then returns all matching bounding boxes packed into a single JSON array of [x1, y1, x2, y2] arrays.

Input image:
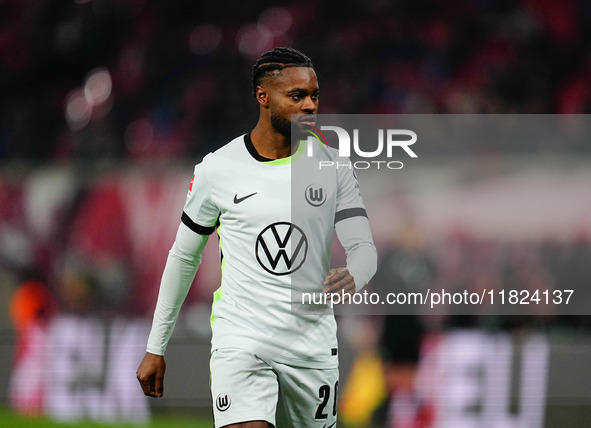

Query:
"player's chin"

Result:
[[293, 123, 312, 140]]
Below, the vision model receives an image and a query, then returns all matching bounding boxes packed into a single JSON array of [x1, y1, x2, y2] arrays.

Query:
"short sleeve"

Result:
[[181, 156, 220, 235], [335, 160, 368, 225]]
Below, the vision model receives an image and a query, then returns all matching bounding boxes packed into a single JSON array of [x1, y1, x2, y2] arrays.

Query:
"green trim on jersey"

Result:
[[262, 139, 306, 165], [210, 287, 223, 327], [211, 222, 225, 327]]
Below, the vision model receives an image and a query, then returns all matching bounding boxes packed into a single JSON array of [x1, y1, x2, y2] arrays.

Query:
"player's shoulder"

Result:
[[195, 134, 248, 171], [309, 142, 340, 161], [210, 134, 247, 158]]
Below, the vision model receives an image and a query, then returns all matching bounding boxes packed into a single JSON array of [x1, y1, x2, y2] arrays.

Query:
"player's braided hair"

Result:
[[251, 47, 314, 96]]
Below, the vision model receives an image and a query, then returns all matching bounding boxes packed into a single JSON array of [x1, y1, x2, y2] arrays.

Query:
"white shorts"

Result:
[[210, 348, 339, 428]]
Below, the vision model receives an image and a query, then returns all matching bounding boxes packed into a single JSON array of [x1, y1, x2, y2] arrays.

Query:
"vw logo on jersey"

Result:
[[305, 184, 326, 207], [256, 222, 308, 276], [216, 393, 231, 412]]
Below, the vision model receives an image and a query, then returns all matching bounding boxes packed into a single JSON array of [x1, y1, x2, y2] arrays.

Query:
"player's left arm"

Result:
[[324, 216, 377, 295], [324, 163, 377, 296]]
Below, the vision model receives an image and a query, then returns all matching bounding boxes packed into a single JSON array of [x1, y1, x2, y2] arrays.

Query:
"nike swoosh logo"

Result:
[[233, 192, 257, 204], [322, 422, 336, 428]]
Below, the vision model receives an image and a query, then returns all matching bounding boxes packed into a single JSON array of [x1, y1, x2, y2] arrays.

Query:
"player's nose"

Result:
[[301, 95, 317, 113]]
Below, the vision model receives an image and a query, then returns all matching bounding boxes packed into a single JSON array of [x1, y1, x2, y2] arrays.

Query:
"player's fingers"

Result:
[[343, 282, 356, 295], [323, 268, 338, 285], [137, 372, 155, 397], [155, 371, 164, 398], [328, 283, 356, 305], [324, 275, 354, 294], [324, 268, 347, 286]]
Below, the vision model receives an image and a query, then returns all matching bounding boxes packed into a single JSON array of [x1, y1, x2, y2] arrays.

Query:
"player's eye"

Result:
[[312, 93, 319, 100], [290, 94, 302, 101]]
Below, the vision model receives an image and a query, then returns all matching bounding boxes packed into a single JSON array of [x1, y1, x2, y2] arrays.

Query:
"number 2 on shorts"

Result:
[[315, 380, 338, 419]]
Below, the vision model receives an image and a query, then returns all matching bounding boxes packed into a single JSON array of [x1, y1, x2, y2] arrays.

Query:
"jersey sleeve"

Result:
[[335, 159, 368, 225], [146, 222, 209, 355], [335, 216, 377, 292], [334, 160, 377, 291], [181, 156, 220, 235], [146, 157, 219, 355]]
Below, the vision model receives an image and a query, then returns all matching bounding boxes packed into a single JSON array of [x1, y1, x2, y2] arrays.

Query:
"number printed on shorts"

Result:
[[315, 381, 338, 420]]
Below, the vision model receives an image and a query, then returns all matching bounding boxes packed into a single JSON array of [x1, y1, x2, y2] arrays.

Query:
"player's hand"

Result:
[[136, 352, 166, 398], [323, 267, 356, 298]]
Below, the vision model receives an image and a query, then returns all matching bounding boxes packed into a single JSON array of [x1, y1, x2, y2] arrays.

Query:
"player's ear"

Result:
[[256, 86, 270, 108]]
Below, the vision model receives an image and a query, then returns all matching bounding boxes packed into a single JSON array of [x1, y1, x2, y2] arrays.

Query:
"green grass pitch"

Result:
[[0, 407, 213, 428]]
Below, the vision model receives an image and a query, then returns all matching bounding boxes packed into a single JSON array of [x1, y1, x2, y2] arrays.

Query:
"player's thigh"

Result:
[[275, 364, 339, 427], [210, 348, 278, 428]]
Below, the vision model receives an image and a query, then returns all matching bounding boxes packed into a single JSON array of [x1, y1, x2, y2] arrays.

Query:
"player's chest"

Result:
[[213, 166, 337, 224]]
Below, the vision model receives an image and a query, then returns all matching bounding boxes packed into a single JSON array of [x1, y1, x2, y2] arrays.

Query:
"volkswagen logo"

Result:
[[255, 222, 308, 276]]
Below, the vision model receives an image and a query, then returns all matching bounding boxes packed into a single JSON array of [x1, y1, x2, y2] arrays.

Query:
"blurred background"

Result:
[[2, 0, 591, 427]]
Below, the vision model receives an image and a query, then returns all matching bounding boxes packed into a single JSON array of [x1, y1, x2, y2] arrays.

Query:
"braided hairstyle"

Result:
[[251, 47, 314, 96]]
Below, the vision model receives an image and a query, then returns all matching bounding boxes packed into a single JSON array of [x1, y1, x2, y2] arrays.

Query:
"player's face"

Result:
[[267, 67, 319, 140]]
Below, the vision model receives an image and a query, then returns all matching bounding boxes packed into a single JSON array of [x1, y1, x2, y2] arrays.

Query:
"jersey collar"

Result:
[[244, 133, 305, 165]]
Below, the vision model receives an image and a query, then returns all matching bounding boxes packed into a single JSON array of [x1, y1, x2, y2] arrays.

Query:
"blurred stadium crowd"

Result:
[[3, 0, 589, 319], [2, 0, 591, 160], [2, 1, 591, 426]]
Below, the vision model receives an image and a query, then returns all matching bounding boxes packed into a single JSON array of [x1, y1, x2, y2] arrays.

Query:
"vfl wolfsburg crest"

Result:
[[216, 393, 231, 412], [305, 184, 326, 207]]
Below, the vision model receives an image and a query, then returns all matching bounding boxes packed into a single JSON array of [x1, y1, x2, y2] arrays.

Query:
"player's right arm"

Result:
[[137, 221, 209, 397], [138, 158, 219, 397]]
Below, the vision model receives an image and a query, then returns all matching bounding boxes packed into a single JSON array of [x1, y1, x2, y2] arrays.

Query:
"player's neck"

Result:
[[250, 123, 293, 160]]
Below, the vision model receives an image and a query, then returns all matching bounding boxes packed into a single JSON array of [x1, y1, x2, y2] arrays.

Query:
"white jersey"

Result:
[[177, 134, 370, 368]]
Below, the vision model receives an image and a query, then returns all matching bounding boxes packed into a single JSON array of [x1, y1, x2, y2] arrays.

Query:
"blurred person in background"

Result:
[[338, 314, 388, 427], [136, 47, 377, 427], [374, 219, 433, 428], [8, 277, 55, 416]]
